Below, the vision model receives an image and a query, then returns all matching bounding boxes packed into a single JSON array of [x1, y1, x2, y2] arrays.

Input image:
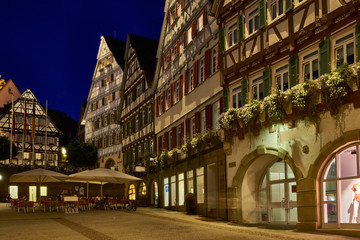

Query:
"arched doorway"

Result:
[[138, 182, 146, 200], [105, 159, 115, 169], [259, 159, 297, 224], [321, 142, 360, 228]]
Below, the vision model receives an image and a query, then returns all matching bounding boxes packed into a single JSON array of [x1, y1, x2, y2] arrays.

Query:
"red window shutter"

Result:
[[205, 49, 210, 79], [176, 40, 180, 55], [193, 61, 198, 88], [179, 75, 183, 100], [181, 0, 184, 10], [164, 132, 168, 150], [183, 31, 187, 48], [170, 83, 174, 106], [220, 97, 223, 113], [203, 8, 207, 26], [162, 90, 166, 113], [205, 104, 212, 131], [184, 70, 189, 94], [195, 112, 200, 134], [180, 122, 184, 145], [158, 136, 162, 153], [175, 2, 179, 18], [192, 20, 197, 39], [185, 118, 190, 138], [171, 127, 176, 149], [156, 96, 160, 117]]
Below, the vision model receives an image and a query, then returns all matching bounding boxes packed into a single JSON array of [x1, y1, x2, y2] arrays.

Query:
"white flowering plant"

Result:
[[263, 90, 286, 123], [238, 100, 260, 127], [218, 108, 237, 130]]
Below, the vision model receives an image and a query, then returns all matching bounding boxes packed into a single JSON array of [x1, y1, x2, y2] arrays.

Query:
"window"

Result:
[[40, 186, 47, 197], [189, 67, 194, 92], [178, 173, 185, 206], [200, 110, 206, 134], [227, 23, 238, 48], [175, 81, 179, 102], [171, 175, 176, 206], [187, 170, 194, 193], [128, 184, 136, 200], [213, 101, 220, 130], [270, 0, 284, 20], [196, 167, 204, 204], [232, 86, 242, 108], [252, 76, 264, 100], [176, 125, 181, 146], [334, 33, 355, 68], [248, 8, 259, 35], [24, 152, 29, 159], [36, 153, 41, 160], [198, 14, 203, 32], [137, 84, 142, 98], [138, 182, 146, 198], [275, 65, 289, 91], [168, 131, 172, 151], [190, 117, 195, 138], [199, 58, 205, 83], [321, 144, 360, 225], [302, 50, 319, 81], [159, 95, 163, 115], [187, 27, 192, 43], [211, 46, 218, 74], [166, 88, 171, 110], [150, 139, 154, 155], [164, 178, 169, 207], [147, 106, 151, 124]]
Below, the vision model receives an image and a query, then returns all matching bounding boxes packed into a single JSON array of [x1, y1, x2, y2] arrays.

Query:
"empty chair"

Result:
[[27, 201, 35, 213], [17, 201, 26, 213], [43, 201, 51, 212]]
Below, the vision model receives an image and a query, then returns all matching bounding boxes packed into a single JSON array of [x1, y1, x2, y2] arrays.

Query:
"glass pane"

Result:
[[269, 161, 285, 181], [271, 183, 285, 202], [261, 175, 267, 188], [254, 15, 259, 31], [253, 86, 257, 99], [249, 19, 253, 34], [340, 179, 360, 223], [238, 92, 242, 107], [286, 164, 295, 179], [304, 63, 310, 81], [347, 42, 354, 65], [272, 4, 277, 20], [312, 59, 319, 79], [325, 159, 336, 179], [232, 95, 237, 108], [324, 203, 337, 223], [279, 0, 284, 15], [338, 146, 357, 178], [276, 76, 281, 90], [336, 47, 344, 68], [179, 178, 185, 206], [289, 207, 298, 222], [324, 181, 336, 201], [283, 72, 289, 91], [259, 83, 263, 100], [271, 207, 285, 222], [260, 190, 267, 205], [288, 182, 297, 202]]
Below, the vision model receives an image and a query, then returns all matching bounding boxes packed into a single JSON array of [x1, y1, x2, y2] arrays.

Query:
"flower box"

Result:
[[282, 100, 293, 115], [347, 77, 359, 92]]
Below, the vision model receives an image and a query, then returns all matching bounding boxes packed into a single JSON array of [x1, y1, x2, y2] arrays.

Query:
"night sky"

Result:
[[0, 0, 165, 121]]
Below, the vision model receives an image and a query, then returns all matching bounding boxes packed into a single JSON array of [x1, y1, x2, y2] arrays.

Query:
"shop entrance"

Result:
[[259, 159, 297, 224]]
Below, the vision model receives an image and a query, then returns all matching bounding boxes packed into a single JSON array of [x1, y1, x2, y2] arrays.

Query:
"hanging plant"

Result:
[[218, 108, 237, 131], [263, 90, 286, 124], [238, 100, 260, 127]]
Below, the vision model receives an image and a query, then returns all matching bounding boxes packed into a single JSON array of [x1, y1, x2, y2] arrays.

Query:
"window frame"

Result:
[[251, 76, 264, 101]]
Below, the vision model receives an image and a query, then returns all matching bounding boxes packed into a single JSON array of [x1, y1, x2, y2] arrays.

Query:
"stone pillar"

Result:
[[296, 177, 319, 230]]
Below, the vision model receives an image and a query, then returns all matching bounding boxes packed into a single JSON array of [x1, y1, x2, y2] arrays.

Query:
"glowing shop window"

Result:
[[40, 186, 47, 197], [128, 184, 136, 200]]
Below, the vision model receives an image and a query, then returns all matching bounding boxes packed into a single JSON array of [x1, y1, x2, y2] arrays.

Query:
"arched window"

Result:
[[128, 184, 136, 200], [259, 159, 297, 224], [321, 143, 360, 226], [138, 182, 146, 198]]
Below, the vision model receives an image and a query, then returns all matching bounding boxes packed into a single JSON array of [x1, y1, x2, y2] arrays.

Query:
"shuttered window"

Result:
[[241, 78, 249, 105], [238, 13, 245, 42], [285, 0, 293, 13], [319, 39, 330, 75], [205, 104, 212, 131], [259, 0, 267, 29]]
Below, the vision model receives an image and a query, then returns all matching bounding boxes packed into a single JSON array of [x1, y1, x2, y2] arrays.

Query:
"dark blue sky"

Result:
[[0, 0, 164, 121]]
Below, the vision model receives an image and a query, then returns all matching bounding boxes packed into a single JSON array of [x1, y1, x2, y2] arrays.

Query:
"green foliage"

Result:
[[0, 136, 18, 160], [67, 141, 98, 167]]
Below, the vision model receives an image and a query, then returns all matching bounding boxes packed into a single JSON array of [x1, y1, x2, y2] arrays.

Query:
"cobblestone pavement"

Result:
[[0, 203, 358, 240]]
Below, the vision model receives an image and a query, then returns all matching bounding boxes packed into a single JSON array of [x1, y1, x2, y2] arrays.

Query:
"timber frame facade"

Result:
[[212, 0, 360, 232], [153, 0, 227, 219], [82, 36, 125, 169], [119, 34, 158, 206], [0, 89, 61, 166]]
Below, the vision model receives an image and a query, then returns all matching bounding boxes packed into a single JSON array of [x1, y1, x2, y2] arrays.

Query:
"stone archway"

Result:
[[105, 158, 115, 169], [230, 146, 303, 224]]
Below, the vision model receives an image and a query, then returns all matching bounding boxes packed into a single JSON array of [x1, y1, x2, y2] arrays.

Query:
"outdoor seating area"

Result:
[[9, 197, 135, 213]]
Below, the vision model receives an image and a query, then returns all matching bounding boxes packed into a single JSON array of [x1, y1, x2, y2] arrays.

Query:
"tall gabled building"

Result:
[[0, 89, 61, 166], [119, 33, 158, 205], [82, 36, 125, 169], [153, 0, 226, 218], [212, 0, 360, 232]]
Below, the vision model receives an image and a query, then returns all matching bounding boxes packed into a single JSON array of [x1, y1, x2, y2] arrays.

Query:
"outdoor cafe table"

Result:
[[64, 196, 78, 213]]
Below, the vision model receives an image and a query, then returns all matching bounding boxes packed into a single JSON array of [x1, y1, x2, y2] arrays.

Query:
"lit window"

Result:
[[302, 50, 319, 81], [178, 173, 185, 206], [275, 65, 289, 91], [171, 175, 176, 206], [128, 184, 136, 200], [252, 76, 264, 100], [187, 170, 194, 194], [138, 182, 146, 197], [196, 167, 204, 204], [227, 23, 238, 48], [198, 14, 203, 31], [334, 33, 355, 68], [164, 178, 169, 207], [187, 27, 193, 43], [40, 186, 47, 197]]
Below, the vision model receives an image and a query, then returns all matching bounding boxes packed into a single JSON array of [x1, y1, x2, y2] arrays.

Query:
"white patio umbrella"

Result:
[[10, 168, 68, 200], [66, 170, 108, 198], [68, 168, 141, 198]]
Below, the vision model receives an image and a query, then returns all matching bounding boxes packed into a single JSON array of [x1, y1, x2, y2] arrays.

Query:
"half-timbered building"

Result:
[[119, 33, 158, 206], [82, 36, 125, 169], [153, 0, 226, 218], [212, 0, 360, 232], [0, 89, 61, 166]]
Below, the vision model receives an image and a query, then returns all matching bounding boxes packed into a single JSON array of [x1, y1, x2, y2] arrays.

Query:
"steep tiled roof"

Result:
[[103, 36, 126, 69], [128, 34, 159, 82]]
